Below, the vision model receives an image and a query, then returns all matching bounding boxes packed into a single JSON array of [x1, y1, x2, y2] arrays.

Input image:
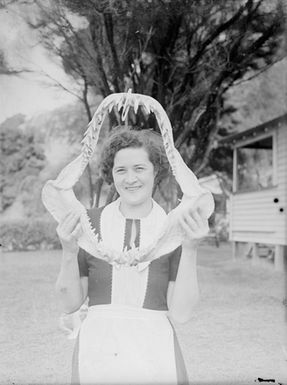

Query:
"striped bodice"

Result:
[[78, 199, 181, 310]]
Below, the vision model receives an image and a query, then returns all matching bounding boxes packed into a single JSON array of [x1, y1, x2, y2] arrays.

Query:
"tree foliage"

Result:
[[12, 0, 282, 209], [221, 57, 287, 132], [30, 0, 284, 174], [0, 115, 46, 212]]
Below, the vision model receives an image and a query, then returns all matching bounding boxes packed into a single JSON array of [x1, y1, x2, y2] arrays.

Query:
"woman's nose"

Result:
[[125, 170, 137, 183]]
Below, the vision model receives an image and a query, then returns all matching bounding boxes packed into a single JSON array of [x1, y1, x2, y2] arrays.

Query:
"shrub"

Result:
[[214, 214, 229, 242], [0, 119, 46, 212], [0, 219, 61, 251]]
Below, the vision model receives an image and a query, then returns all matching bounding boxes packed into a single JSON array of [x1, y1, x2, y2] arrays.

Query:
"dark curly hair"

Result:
[[99, 127, 171, 185]]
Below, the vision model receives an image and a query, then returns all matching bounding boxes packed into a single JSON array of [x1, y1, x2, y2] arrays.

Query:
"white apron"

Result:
[[78, 305, 177, 384], [72, 200, 184, 384]]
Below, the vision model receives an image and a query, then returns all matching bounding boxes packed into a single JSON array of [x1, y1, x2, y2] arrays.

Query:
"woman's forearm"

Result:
[[168, 243, 199, 323], [55, 250, 86, 313]]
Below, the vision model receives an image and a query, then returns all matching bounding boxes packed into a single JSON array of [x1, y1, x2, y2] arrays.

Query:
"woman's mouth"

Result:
[[125, 186, 142, 192]]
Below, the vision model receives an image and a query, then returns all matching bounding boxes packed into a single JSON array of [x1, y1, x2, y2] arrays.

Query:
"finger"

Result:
[[182, 211, 198, 232], [71, 223, 83, 240], [63, 210, 81, 222], [181, 212, 208, 237], [61, 211, 77, 223], [61, 212, 81, 233], [195, 208, 209, 230], [191, 208, 205, 227], [179, 216, 197, 238], [59, 213, 77, 233]]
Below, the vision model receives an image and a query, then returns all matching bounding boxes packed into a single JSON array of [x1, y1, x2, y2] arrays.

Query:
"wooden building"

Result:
[[221, 114, 287, 271]]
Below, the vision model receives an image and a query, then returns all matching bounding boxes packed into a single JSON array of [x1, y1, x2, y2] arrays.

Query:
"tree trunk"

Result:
[[105, 184, 119, 205], [94, 176, 104, 208], [84, 165, 94, 208]]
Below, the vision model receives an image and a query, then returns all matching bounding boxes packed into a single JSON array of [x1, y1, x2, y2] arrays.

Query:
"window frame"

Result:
[[232, 130, 277, 194]]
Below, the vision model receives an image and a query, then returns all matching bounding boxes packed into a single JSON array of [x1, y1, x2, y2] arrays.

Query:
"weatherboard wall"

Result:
[[230, 121, 287, 246]]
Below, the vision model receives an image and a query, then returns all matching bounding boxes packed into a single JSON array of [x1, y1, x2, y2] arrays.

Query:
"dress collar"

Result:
[[113, 197, 165, 222]]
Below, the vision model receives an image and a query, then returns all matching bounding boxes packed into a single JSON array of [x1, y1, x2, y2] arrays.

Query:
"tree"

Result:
[[22, 0, 285, 205], [220, 57, 287, 132], [0, 115, 46, 212]]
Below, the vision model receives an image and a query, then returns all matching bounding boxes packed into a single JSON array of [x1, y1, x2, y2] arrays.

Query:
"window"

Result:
[[236, 135, 274, 192]]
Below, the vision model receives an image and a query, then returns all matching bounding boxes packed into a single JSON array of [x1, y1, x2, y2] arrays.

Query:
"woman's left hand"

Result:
[[179, 207, 209, 247]]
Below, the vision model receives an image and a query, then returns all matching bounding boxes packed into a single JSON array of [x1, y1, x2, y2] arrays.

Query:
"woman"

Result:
[[55, 128, 209, 384]]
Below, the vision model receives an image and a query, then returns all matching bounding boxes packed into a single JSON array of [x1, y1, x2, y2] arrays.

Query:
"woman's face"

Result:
[[112, 147, 155, 208]]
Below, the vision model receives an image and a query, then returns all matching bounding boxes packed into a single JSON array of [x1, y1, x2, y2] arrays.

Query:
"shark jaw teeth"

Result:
[[80, 92, 179, 184], [79, 210, 156, 266]]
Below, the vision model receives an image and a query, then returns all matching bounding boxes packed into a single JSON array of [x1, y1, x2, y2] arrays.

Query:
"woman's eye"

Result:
[[136, 167, 144, 171], [115, 169, 125, 174]]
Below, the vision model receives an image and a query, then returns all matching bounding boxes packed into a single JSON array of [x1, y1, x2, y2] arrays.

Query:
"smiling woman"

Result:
[[100, 128, 170, 184], [53, 120, 211, 384], [112, 147, 155, 217], [100, 128, 170, 218]]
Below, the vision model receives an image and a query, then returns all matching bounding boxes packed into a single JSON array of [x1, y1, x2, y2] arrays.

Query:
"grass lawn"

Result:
[[0, 243, 286, 385]]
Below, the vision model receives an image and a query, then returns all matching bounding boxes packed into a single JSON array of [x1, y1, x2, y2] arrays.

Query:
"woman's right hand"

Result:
[[56, 211, 83, 255]]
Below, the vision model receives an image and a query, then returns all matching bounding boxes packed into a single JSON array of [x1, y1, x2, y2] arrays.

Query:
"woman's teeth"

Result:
[[126, 186, 141, 191]]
